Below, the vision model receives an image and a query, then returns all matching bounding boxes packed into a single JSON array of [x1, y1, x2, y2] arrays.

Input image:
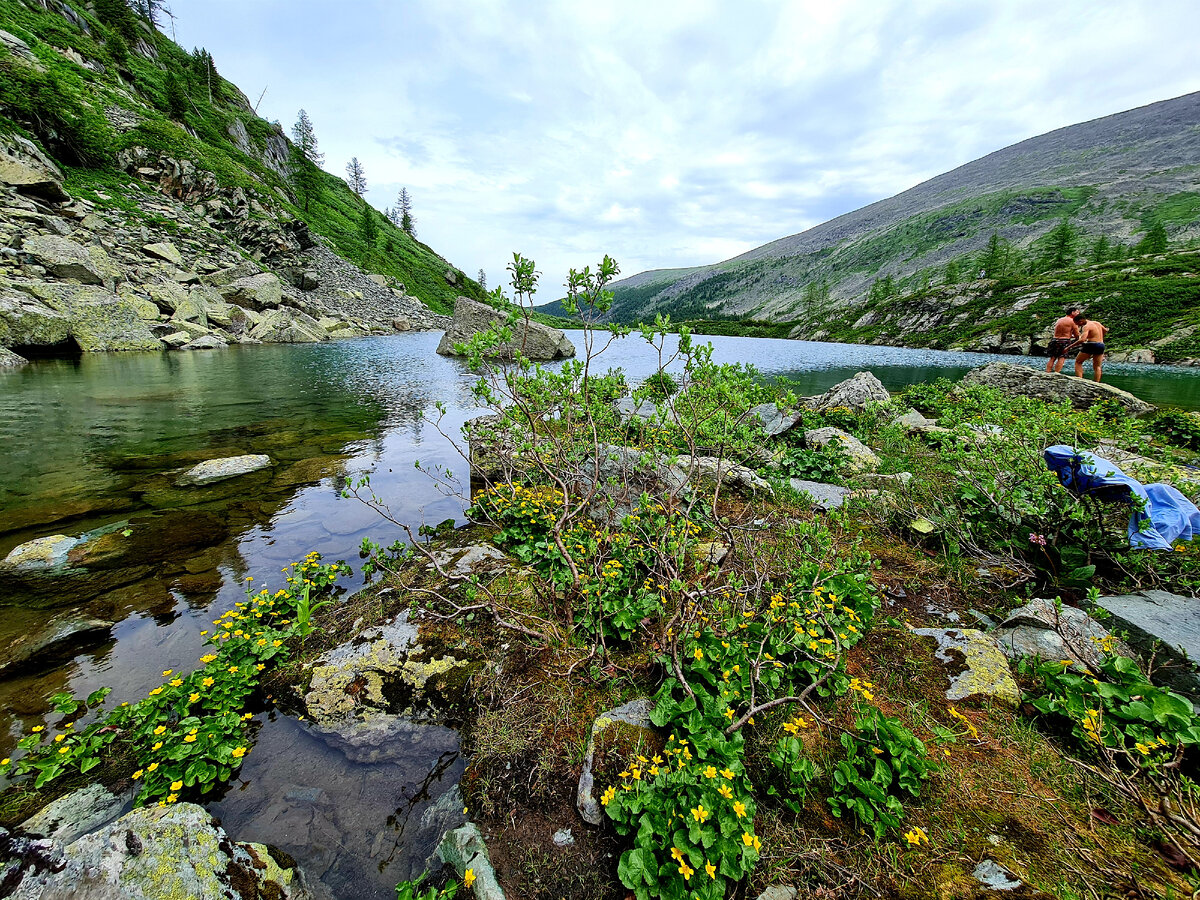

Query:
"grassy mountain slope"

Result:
[[546, 92, 1200, 327], [0, 0, 483, 314]]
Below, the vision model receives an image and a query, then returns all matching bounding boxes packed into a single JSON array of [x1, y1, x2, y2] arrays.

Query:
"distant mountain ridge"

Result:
[[543, 92, 1200, 326]]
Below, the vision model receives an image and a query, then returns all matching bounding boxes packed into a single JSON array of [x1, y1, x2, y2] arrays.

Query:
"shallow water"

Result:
[[2, 331, 1199, 891]]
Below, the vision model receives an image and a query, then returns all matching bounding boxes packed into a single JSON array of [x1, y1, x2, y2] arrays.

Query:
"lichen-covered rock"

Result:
[[304, 611, 472, 724], [963, 362, 1155, 416], [142, 241, 183, 266], [437, 296, 574, 360], [0, 130, 68, 201], [804, 427, 880, 473], [19, 783, 130, 844], [913, 627, 1020, 707], [993, 598, 1131, 671], [220, 271, 283, 310], [180, 334, 228, 351], [0, 346, 29, 366], [249, 307, 329, 343], [577, 699, 656, 826], [21, 235, 103, 284], [6, 803, 312, 899], [1, 534, 82, 573], [177, 454, 272, 486], [25, 284, 163, 351], [0, 289, 72, 348], [806, 371, 890, 411], [435, 823, 506, 900]]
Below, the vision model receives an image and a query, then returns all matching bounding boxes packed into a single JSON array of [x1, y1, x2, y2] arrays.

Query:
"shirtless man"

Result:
[[1045, 307, 1081, 373], [1071, 314, 1109, 382]]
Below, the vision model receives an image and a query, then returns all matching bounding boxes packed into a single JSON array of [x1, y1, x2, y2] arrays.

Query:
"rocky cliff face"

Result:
[[0, 133, 448, 362]]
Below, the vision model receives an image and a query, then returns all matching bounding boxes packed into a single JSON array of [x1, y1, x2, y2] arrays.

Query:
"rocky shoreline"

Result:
[[0, 132, 449, 365]]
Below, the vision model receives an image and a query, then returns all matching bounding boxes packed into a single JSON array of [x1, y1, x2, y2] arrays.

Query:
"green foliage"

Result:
[[1025, 650, 1200, 761], [640, 371, 679, 400], [776, 443, 847, 484], [827, 704, 931, 838], [1146, 409, 1200, 450], [395, 874, 460, 900], [1138, 219, 1169, 255], [3, 555, 347, 806]]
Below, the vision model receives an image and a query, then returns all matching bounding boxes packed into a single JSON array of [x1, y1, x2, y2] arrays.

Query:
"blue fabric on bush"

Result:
[[1043, 444, 1200, 550]]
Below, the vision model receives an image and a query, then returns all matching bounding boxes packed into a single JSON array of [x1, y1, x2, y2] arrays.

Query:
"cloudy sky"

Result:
[[167, 0, 1199, 294]]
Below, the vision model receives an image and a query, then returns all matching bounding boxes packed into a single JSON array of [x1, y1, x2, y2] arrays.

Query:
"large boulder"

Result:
[[249, 307, 328, 343], [0, 347, 29, 366], [804, 427, 880, 473], [963, 362, 1155, 416], [993, 598, 1132, 671], [219, 272, 283, 310], [0, 131, 69, 201], [21, 235, 103, 284], [0, 289, 72, 348], [806, 371, 891, 411], [1094, 590, 1200, 700], [26, 284, 163, 351], [5, 802, 312, 899], [437, 296, 575, 360]]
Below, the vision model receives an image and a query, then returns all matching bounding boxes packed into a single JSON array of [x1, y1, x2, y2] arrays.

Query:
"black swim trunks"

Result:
[[1080, 341, 1105, 356], [1047, 338, 1073, 358]]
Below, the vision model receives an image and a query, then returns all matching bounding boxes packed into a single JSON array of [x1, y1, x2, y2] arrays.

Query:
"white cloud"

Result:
[[169, 0, 1200, 289]]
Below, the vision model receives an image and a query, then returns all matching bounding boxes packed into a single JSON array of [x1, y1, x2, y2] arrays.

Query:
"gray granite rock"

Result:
[[788, 479, 858, 511], [435, 823, 506, 900], [177, 454, 271, 486], [437, 296, 574, 360], [993, 598, 1131, 671], [19, 783, 132, 844], [807, 371, 890, 411], [577, 699, 655, 826], [804, 427, 880, 473], [972, 859, 1022, 891], [963, 362, 1154, 416], [1095, 589, 1200, 699], [21, 235, 103, 284]]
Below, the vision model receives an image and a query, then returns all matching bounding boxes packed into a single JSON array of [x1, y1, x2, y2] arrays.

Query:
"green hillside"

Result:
[[544, 93, 1200, 336], [0, 0, 483, 314]]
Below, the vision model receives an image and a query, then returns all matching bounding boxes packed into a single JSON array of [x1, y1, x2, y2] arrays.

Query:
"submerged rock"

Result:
[[7, 803, 311, 899], [177, 454, 272, 486], [963, 362, 1155, 416], [437, 296, 574, 360], [913, 627, 1020, 707], [0, 616, 112, 677]]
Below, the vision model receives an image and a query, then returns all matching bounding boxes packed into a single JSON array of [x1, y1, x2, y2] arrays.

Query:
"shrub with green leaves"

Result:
[[1146, 409, 1200, 451]]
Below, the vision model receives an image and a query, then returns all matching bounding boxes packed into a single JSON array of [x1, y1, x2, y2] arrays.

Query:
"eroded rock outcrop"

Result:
[[963, 362, 1155, 416], [437, 297, 575, 360]]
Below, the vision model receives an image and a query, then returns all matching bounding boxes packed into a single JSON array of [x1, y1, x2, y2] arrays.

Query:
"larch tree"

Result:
[[396, 187, 414, 236], [291, 109, 323, 165], [478, 269, 487, 291], [345, 158, 367, 196], [289, 109, 323, 212]]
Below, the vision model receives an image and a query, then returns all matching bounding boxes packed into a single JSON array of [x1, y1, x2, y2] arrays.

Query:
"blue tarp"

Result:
[[1044, 445, 1200, 550]]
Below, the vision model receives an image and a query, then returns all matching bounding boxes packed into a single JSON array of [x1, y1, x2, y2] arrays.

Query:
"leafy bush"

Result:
[[641, 371, 679, 400], [1146, 410, 1200, 450], [777, 442, 847, 484]]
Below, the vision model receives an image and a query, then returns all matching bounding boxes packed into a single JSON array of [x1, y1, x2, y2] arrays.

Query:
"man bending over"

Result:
[[1045, 307, 1080, 373]]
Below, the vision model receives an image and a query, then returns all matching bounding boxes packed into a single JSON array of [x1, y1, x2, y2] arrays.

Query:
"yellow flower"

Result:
[[189, 693, 200, 703], [202, 677, 215, 688], [693, 648, 703, 661], [600, 786, 616, 806], [0, 758, 8, 766], [742, 832, 754, 846], [31, 725, 43, 733], [152, 741, 163, 751], [169, 679, 182, 687], [231, 746, 247, 759], [904, 827, 929, 846], [147, 762, 159, 772], [691, 804, 708, 823], [721, 768, 735, 779], [171, 780, 183, 791], [463, 869, 476, 889], [705, 861, 717, 879], [166, 793, 178, 803], [678, 862, 694, 881], [58, 746, 69, 755], [670, 846, 684, 862], [718, 784, 733, 799], [703, 765, 717, 779], [53, 734, 65, 742], [132, 769, 144, 779], [149, 688, 163, 696], [733, 801, 746, 818], [228, 666, 239, 674], [162, 670, 173, 677], [200, 654, 217, 663], [154, 725, 167, 735], [184, 734, 197, 743]]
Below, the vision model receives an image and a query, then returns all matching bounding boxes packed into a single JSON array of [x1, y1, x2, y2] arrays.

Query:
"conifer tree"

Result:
[[1138, 220, 1168, 255], [478, 269, 487, 291], [1089, 234, 1110, 264], [944, 259, 960, 286], [164, 69, 187, 119], [345, 158, 367, 195], [979, 232, 1008, 279], [291, 110, 323, 166], [396, 187, 414, 236], [1040, 219, 1077, 272], [359, 204, 378, 253]]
